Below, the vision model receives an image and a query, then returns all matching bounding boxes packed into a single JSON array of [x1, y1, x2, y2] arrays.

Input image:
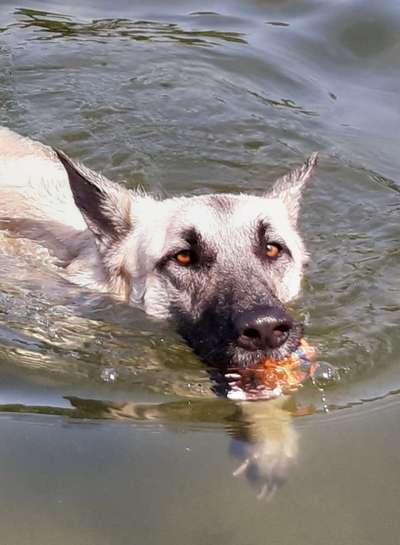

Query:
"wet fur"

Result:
[[0, 127, 318, 370]]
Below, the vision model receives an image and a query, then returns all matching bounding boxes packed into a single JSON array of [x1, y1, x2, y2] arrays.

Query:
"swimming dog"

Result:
[[0, 127, 317, 370]]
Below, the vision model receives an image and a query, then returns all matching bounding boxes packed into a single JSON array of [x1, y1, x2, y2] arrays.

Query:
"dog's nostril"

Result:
[[273, 323, 290, 335], [271, 324, 290, 345], [275, 323, 290, 333], [242, 328, 261, 340]]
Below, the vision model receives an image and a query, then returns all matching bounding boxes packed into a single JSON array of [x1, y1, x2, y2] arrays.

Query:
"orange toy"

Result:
[[227, 338, 317, 401]]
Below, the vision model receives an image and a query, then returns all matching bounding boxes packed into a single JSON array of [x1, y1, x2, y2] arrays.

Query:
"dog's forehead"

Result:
[[169, 194, 294, 241]]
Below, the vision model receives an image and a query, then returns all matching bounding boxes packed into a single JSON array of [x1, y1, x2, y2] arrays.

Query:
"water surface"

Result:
[[0, 1, 399, 544]]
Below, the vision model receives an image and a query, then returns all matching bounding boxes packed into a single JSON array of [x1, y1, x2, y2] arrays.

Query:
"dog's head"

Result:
[[56, 150, 317, 371]]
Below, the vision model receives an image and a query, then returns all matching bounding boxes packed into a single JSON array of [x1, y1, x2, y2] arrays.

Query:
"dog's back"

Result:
[[0, 127, 86, 232], [0, 128, 97, 268]]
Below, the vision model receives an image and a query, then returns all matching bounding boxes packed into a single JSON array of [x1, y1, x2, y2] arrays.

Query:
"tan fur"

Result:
[[0, 128, 86, 231], [0, 127, 317, 323]]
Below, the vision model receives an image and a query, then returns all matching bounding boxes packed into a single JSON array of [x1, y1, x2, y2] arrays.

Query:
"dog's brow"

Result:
[[182, 227, 202, 247], [182, 227, 216, 264], [255, 220, 292, 257], [156, 227, 216, 271], [257, 221, 269, 243]]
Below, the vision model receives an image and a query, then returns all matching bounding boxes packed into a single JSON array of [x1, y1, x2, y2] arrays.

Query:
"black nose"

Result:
[[234, 305, 293, 352]]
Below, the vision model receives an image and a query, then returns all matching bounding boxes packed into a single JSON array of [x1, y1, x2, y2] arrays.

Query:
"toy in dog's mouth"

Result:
[[226, 338, 317, 401]]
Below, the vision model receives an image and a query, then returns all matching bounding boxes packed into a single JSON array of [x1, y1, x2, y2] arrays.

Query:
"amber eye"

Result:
[[265, 243, 281, 259], [175, 250, 192, 266]]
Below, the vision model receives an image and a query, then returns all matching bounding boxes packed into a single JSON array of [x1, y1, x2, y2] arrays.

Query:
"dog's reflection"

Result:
[[229, 399, 299, 499], [67, 394, 312, 499]]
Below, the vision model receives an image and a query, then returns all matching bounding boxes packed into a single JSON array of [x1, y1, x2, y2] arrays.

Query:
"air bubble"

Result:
[[312, 361, 340, 389], [100, 367, 118, 383]]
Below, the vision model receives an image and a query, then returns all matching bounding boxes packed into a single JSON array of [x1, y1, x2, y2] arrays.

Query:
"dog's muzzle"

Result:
[[233, 305, 293, 353], [176, 300, 303, 372], [227, 304, 303, 370]]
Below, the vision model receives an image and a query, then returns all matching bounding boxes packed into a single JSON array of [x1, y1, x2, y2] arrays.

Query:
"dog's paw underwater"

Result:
[[226, 338, 318, 401]]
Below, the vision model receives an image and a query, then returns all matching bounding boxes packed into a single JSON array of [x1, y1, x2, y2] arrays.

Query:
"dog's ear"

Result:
[[54, 149, 133, 249], [269, 153, 318, 223]]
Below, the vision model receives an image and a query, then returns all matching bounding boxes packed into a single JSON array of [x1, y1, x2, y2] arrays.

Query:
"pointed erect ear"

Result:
[[269, 152, 319, 223], [54, 149, 133, 248]]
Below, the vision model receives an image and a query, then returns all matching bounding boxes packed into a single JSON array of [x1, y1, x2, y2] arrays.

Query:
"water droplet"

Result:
[[312, 362, 340, 389], [100, 367, 118, 383]]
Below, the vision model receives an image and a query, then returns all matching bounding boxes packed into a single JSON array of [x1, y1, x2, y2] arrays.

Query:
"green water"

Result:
[[0, 1, 399, 544]]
